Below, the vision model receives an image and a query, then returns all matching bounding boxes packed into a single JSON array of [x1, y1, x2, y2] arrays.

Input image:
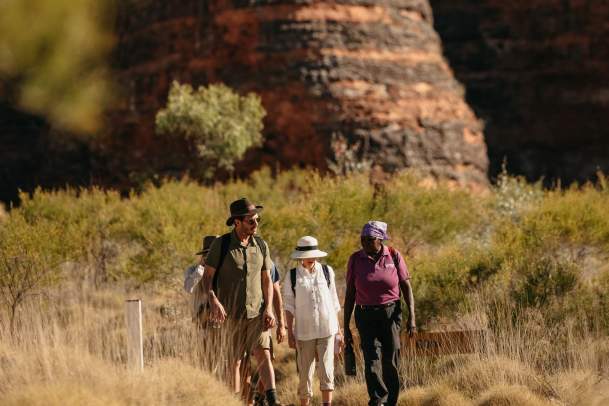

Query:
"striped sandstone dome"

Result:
[[111, 0, 489, 188]]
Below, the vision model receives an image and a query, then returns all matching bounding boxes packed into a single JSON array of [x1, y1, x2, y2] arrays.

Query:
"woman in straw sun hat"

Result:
[[283, 236, 342, 406]]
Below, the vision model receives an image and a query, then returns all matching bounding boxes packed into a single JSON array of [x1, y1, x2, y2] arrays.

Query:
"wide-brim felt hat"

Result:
[[196, 235, 218, 255], [226, 197, 263, 226], [291, 236, 328, 259]]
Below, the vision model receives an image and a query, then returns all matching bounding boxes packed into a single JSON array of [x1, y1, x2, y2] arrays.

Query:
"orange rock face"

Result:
[[111, 0, 489, 188]]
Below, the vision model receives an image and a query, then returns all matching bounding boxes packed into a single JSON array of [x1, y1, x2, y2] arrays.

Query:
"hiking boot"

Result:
[[253, 393, 267, 406]]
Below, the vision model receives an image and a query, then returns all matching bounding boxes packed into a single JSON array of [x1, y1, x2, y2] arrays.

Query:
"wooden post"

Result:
[[125, 299, 144, 371], [403, 329, 489, 356]]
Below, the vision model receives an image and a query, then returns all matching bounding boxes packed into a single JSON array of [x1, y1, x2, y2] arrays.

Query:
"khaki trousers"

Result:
[[296, 335, 335, 400]]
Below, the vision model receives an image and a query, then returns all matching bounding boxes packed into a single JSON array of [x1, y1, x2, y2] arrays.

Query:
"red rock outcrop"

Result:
[[110, 0, 489, 188], [5, 0, 609, 204], [430, 0, 609, 182]]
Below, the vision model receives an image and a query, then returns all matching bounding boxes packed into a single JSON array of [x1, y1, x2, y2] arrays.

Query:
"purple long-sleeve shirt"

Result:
[[346, 245, 410, 306]]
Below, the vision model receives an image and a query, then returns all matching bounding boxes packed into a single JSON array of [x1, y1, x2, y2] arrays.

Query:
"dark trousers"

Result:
[[355, 301, 402, 406]]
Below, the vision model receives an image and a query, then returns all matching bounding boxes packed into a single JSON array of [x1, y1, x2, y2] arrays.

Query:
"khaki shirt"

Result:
[[206, 230, 273, 319]]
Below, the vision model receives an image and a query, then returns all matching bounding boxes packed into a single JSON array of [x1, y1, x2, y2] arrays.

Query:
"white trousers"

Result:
[[296, 335, 335, 399]]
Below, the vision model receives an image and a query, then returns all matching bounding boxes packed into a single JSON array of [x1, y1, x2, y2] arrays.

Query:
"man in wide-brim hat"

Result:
[[202, 197, 281, 405], [225, 198, 263, 226]]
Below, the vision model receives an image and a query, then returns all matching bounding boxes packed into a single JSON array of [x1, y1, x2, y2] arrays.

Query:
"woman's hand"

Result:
[[335, 330, 345, 355]]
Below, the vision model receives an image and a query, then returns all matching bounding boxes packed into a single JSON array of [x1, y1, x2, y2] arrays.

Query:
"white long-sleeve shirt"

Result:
[[283, 261, 341, 341]]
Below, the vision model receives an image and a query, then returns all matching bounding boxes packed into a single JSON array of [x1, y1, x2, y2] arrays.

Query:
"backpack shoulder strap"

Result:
[[322, 264, 331, 288], [253, 235, 267, 258], [388, 246, 400, 268], [290, 268, 297, 295], [213, 233, 232, 291]]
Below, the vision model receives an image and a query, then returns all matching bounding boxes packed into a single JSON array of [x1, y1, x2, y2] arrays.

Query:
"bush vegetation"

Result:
[[3, 168, 609, 329], [155, 81, 266, 179], [2, 168, 609, 404]]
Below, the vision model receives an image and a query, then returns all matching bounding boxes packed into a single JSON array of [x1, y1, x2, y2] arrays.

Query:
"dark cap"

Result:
[[226, 198, 263, 226], [196, 235, 218, 255]]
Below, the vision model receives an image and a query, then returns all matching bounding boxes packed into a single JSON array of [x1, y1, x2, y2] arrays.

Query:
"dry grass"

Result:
[[474, 385, 550, 406], [1, 282, 608, 405], [0, 339, 241, 406], [0, 285, 241, 406], [550, 370, 609, 406], [440, 356, 552, 398], [399, 384, 472, 406], [331, 380, 368, 405]]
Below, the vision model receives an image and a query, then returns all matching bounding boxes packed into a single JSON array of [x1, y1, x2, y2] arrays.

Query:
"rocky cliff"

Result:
[[5, 0, 608, 204], [110, 0, 488, 189], [430, 0, 609, 182]]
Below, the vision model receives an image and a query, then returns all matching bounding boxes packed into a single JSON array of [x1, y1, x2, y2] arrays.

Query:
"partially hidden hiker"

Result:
[[183, 235, 217, 326], [202, 198, 281, 406], [244, 263, 287, 406], [283, 236, 343, 406], [343, 221, 416, 406]]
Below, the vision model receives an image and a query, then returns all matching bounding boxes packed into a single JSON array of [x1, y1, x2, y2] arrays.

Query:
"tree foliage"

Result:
[[155, 81, 266, 178], [0, 0, 114, 133], [0, 213, 66, 332]]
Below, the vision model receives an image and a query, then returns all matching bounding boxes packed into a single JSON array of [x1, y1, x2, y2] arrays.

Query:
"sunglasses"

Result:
[[243, 216, 261, 226]]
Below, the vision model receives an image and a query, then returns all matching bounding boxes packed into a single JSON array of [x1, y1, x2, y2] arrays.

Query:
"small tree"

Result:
[[0, 214, 65, 333], [155, 81, 266, 179]]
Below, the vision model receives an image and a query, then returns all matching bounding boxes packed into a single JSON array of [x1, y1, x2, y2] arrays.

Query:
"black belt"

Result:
[[356, 301, 397, 311]]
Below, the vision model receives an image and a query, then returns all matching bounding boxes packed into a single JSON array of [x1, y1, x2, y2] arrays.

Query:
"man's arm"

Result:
[[203, 264, 226, 323], [261, 269, 275, 329], [272, 281, 286, 343], [399, 279, 416, 337]]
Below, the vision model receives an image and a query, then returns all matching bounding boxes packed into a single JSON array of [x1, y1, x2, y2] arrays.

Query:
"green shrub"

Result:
[[509, 255, 578, 308], [493, 166, 543, 219], [412, 245, 501, 326], [0, 213, 66, 330], [522, 184, 609, 249], [6, 169, 609, 333], [16, 187, 125, 284], [155, 81, 266, 178], [117, 180, 224, 283], [378, 172, 489, 249]]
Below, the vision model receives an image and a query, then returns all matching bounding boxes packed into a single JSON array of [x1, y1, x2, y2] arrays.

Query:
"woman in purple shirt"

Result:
[[343, 221, 416, 406]]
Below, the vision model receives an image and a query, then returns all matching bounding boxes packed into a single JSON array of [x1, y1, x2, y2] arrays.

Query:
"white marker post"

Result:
[[125, 299, 144, 371]]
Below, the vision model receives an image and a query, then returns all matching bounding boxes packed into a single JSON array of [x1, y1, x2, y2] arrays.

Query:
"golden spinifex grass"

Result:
[[0, 282, 607, 405], [0, 288, 243, 405]]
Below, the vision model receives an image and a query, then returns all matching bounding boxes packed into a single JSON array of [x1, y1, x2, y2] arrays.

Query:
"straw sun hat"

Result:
[[290, 236, 327, 260]]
